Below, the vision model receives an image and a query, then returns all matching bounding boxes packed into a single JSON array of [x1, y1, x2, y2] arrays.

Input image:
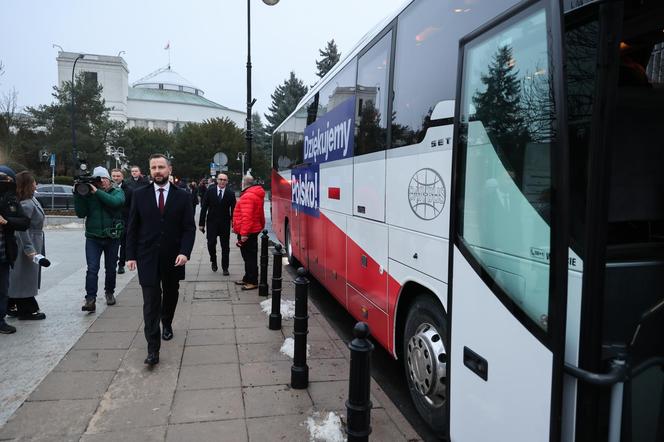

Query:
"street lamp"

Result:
[[237, 151, 247, 177], [71, 53, 85, 172], [245, 0, 279, 173]]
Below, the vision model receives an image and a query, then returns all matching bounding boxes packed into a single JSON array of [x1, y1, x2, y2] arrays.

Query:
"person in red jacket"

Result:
[[232, 174, 265, 290]]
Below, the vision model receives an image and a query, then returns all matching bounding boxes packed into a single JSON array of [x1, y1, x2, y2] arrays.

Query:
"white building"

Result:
[[56, 52, 245, 132]]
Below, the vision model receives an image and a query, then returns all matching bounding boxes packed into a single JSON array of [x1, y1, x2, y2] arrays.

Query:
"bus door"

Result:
[[449, 1, 569, 440]]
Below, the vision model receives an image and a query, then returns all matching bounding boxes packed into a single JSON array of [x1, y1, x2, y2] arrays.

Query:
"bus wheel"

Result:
[[402, 295, 448, 435], [284, 221, 298, 267]]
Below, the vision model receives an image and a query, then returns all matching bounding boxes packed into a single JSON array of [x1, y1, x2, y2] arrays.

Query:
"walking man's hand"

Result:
[[127, 260, 137, 271], [174, 254, 188, 266], [199, 226, 205, 233]]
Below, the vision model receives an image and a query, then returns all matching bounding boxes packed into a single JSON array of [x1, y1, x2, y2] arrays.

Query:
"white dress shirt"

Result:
[[154, 182, 171, 206], [217, 186, 225, 199]]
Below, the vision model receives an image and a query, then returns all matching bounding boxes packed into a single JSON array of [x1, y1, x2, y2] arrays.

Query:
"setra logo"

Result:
[[408, 168, 446, 220]]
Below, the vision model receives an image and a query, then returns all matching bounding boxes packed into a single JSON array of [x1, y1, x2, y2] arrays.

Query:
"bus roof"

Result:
[[271, 0, 413, 134]]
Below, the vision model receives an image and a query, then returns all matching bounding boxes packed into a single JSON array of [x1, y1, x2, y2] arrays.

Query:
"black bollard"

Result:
[[346, 322, 374, 442], [290, 267, 309, 389], [268, 244, 284, 330], [258, 230, 269, 297]]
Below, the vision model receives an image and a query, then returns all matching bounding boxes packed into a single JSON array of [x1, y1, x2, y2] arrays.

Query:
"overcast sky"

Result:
[[1, 0, 406, 119]]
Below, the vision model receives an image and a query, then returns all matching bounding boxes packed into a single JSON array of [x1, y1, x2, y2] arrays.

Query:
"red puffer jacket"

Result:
[[232, 185, 266, 236]]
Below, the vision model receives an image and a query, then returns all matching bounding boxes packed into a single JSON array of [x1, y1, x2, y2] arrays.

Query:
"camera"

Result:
[[73, 159, 101, 196]]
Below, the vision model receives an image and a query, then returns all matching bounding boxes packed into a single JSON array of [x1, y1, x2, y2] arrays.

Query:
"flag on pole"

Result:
[[164, 41, 170, 50]]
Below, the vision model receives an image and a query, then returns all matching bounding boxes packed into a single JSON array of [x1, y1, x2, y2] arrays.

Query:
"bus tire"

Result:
[[402, 295, 448, 435], [284, 220, 298, 267]]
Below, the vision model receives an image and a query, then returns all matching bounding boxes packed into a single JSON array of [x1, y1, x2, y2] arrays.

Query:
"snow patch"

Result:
[[260, 298, 296, 319], [280, 337, 310, 359], [306, 411, 345, 442]]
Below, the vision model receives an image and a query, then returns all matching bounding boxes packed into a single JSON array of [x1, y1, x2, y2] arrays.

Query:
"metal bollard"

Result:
[[346, 322, 374, 442], [290, 267, 309, 389], [258, 230, 269, 297], [268, 244, 284, 330]]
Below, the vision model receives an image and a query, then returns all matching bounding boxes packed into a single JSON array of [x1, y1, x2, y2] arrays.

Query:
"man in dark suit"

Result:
[[199, 173, 236, 275], [126, 154, 195, 366], [111, 168, 132, 275]]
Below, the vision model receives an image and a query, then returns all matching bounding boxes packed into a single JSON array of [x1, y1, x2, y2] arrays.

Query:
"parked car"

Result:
[[35, 184, 74, 209]]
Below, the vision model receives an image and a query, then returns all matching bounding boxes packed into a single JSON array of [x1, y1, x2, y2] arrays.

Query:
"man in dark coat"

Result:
[[126, 154, 195, 366], [199, 173, 236, 275], [125, 165, 149, 190], [111, 168, 132, 275], [0, 166, 30, 334]]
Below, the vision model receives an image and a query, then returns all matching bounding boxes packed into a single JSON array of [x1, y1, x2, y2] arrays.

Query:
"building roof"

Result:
[[127, 87, 242, 113], [132, 66, 202, 93]]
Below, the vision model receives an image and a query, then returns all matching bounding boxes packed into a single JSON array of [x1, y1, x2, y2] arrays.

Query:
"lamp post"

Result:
[[246, 0, 279, 174], [71, 54, 84, 172], [237, 151, 247, 177]]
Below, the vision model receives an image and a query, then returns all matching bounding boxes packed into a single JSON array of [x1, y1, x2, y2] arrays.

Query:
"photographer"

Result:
[[0, 166, 30, 334], [74, 166, 125, 312]]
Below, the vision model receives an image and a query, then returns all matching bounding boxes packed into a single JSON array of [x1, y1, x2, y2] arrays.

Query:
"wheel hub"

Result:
[[406, 322, 447, 407]]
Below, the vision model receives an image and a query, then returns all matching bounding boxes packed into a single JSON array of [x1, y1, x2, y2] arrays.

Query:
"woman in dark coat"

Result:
[[8, 172, 46, 320]]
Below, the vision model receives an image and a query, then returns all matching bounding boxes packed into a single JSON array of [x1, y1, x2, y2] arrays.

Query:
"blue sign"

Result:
[[291, 164, 319, 217], [49, 153, 56, 168], [303, 96, 355, 164]]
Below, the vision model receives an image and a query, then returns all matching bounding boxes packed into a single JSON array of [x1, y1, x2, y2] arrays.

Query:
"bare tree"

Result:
[[0, 87, 19, 159]]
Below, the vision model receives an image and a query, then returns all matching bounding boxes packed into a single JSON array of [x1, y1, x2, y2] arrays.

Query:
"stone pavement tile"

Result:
[[182, 344, 238, 366], [189, 314, 234, 329], [28, 370, 115, 401], [243, 385, 313, 418], [124, 344, 185, 372], [193, 291, 230, 300], [88, 316, 143, 332], [105, 363, 179, 400], [331, 339, 351, 361], [237, 342, 290, 364], [307, 339, 345, 360], [308, 358, 350, 382], [113, 294, 144, 307], [186, 328, 236, 346], [307, 381, 379, 412], [176, 363, 241, 390], [80, 426, 166, 442], [166, 420, 247, 442], [86, 394, 173, 433], [232, 303, 264, 316], [195, 282, 228, 291], [191, 301, 233, 316], [370, 383, 422, 442], [240, 360, 292, 387], [0, 399, 98, 440], [235, 327, 284, 344], [55, 349, 126, 372], [370, 408, 415, 442], [170, 388, 244, 424], [233, 313, 269, 329], [98, 306, 142, 319], [245, 414, 310, 442], [73, 331, 136, 350]]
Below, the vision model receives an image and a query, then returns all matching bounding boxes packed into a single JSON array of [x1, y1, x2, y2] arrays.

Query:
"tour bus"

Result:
[[271, 0, 663, 440]]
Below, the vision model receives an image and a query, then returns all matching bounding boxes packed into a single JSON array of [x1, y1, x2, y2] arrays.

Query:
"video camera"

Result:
[[73, 159, 101, 196]]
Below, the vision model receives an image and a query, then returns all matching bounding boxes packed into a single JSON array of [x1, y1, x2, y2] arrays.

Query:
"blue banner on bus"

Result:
[[303, 96, 355, 164], [291, 164, 320, 218]]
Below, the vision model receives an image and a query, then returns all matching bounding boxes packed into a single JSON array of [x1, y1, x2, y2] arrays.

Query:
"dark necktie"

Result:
[[218, 189, 224, 201], [158, 188, 165, 215]]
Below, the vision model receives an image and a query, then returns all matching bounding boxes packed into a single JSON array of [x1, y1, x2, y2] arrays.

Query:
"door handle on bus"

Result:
[[463, 346, 488, 381]]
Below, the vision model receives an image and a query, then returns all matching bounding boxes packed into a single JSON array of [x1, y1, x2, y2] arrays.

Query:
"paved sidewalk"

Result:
[[0, 233, 421, 441]]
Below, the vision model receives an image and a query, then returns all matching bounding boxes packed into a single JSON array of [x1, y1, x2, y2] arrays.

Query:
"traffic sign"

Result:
[[213, 152, 228, 166], [49, 153, 56, 168]]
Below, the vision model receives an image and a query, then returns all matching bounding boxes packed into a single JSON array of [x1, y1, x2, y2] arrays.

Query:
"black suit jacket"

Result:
[[118, 182, 133, 221], [126, 184, 196, 286], [199, 186, 236, 236]]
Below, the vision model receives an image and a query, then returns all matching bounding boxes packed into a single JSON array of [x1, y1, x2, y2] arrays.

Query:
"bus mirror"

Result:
[[430, 100, 455, 121]]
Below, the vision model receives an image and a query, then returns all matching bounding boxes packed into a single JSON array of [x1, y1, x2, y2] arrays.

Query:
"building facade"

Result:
[[56, 52, 245, 132]]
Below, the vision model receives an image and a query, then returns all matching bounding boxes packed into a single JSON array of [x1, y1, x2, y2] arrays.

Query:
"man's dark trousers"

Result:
[[208, 227, 230, 270], [240, 233, 259, 284], [141, 264, 180, 354], [85, 237, 120, 299]]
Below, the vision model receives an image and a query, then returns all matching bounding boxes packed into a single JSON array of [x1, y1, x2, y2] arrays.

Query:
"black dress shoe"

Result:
[[18, 312, 46, 320], [144, 352, 159, 366], [222, 269, 230, 276], [211, 262, 218, 272], [162, 325, 173, 341]]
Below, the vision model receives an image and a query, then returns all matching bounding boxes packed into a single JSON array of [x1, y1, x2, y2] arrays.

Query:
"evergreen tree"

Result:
[[315, 39, 341, 78], [120, 127, 175, 173], [264, 71, 308, 133], [472, 45, 529, 181], [26, 74, 123, 174]]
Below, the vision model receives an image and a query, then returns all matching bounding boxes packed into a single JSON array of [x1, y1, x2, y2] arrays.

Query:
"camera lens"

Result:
[[75, 183, 91, 196]]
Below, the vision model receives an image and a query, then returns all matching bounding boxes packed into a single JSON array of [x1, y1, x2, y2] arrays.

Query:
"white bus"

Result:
[[271, 0, 664, 440]]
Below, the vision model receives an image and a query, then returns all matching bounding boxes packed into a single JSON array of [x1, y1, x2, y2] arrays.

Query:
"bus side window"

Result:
[[355, 31, 392, 156]]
